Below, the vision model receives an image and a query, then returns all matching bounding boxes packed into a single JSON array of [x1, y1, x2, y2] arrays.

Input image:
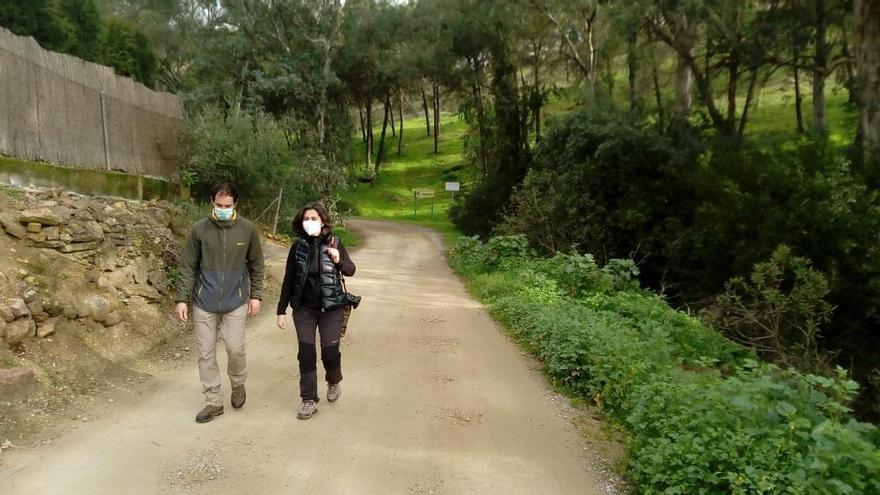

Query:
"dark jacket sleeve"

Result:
[[247, 223, 265, 301], [174, 227, 200, 303], [336, 240, 356, 277], [276, 244, 297, 315]]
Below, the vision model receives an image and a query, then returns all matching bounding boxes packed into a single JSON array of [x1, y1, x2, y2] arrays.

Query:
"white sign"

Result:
[[445, 182, 460, 192], [415, 189, 435, 198]]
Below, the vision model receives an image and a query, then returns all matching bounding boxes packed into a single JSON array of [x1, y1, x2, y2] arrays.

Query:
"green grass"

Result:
[[744, 82, 858, 148], [342, 112, 469, 247]]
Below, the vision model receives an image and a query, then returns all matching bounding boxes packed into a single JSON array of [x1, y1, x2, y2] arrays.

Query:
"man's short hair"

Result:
[[211, 181, 239, 203]]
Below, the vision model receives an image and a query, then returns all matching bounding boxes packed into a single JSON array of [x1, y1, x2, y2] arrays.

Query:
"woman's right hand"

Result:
[[276, 314, 287, 329]]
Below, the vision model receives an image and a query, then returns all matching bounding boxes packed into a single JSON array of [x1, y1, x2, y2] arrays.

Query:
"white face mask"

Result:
[[303, 219, 322, 236]]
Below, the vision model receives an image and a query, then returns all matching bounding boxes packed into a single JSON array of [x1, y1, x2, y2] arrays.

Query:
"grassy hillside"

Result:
[[342, 113, 470, 246]]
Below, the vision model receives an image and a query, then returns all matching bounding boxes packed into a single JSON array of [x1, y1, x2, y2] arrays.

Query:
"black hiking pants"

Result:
[[293, 307, 344, 402]]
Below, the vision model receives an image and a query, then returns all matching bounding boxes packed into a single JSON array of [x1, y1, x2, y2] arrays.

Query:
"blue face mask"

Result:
[[214, 206, 234, 221]]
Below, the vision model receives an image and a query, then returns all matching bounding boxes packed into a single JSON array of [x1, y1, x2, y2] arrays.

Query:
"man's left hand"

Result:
[[248, 299, 261, 317]]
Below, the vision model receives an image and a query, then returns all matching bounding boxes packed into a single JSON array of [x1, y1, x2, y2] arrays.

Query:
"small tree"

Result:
[[705, 245, 834, 373]]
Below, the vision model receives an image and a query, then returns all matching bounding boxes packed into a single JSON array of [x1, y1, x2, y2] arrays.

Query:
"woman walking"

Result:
[[276, 203, 356, 419]]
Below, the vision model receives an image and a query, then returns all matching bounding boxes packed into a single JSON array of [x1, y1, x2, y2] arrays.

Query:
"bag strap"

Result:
[[329, 236, 348, 292]]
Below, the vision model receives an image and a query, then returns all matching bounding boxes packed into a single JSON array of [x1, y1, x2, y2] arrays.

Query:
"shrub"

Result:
[[705, 246, 834, 373], [452, 235, 880, 493]]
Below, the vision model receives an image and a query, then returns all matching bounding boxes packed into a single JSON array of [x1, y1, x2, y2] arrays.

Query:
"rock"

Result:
[[70, 250, 98, 260], [62, 304, 77, 319], [103, 311, 123, 327], [148, 269, 168, 288], [123, 284, 162, 302], [103, 217, 118, 228], [60, 241, 99, 253], [43, 226, 60, 240], [27, 223, 42, 233], [82, 294, 111, 322], [6, 318, 35, 344], [41, 240, 66, 249], [0, 368, 36, 400], [132, 257, 149, 285], [95, 248, 120, 271], [0, 306, 13, 322], [21, 287, 37, 303], [18, 208, 64, 226], [98, 270, 130, 291], [27, 232, 47, 243], [44, 300, 63, 317], [36, 317, 58, 338], [0, 319, 5, 342], [8, 299, 29, 319], [70, 221, 104, 243], [25, 300, 44, 317], [0, 212, 27, 239]]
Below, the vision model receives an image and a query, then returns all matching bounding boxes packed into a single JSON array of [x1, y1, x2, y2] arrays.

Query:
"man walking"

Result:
[[175, 181, 265, 423]]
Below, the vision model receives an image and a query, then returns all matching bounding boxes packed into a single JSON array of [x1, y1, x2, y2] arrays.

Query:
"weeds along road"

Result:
[[2, 219, 611, 494]]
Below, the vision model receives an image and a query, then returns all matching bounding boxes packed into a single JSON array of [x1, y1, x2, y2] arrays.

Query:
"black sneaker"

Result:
[[231, 385, 246, 409], [196, 405, 224, 423]]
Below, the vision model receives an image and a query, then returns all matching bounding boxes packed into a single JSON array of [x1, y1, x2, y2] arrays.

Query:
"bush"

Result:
[[705, 246, 834, 373], [451, 235, 880, 494], [499, 104, 880, 420], [180, 108, 295, 196]]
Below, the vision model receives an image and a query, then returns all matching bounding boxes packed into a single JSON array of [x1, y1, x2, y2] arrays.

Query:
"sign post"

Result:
[[413, 189, 435, 216], [445, 181, 460, 202]]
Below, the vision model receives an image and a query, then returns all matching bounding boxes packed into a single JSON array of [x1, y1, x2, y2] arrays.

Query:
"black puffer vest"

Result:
[[290, 236, 348, 311]]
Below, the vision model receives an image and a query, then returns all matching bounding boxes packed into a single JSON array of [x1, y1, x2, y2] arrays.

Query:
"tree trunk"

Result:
[[855, 0, 880, 166], [533, 43, 542, 142], [727, 57, 739, 131], [674, 18, 696, 121], [813, 0, 829, 135], [365, 99, 373, 170], [587, 9, 598, 93], [421, 86, 431, 136], [650, 21, 728, 133], [389, 96, 396, 138], [374, 92, 391, 178], [358, 105, 366, 142], [317, 0, 343, 147], [650, 46, 664, 127], [627, 29, 639, 115], [397, 89, 404, 155], [433, 81, 440, 154], [794, 46, 805, 134], [737, 68, 761, 136]]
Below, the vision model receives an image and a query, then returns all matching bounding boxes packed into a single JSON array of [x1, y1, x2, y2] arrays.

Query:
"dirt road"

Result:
[[2, 219, 615, 494]]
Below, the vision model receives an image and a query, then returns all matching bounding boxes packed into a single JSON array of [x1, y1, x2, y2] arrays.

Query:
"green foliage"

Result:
[[48, 0, 102, 60], [180, 108, 294, 196], [706, 246, 834, 372], [498, 101, 880, 419], [450, 235, 880, 493], [0, 0, 158, 86], [97, 16, 157, 87], [501, 104, 701, 264]]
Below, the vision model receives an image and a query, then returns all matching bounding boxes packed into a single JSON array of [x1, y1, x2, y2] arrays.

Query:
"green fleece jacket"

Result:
[[175, 212, 265, 313]]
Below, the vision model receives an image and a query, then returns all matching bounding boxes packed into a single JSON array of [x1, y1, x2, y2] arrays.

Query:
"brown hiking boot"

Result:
[[297, 400, 318, 420], [327, 383, 341, 403], [195, 405, 224, 423], [231, 385, 246, 409]]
